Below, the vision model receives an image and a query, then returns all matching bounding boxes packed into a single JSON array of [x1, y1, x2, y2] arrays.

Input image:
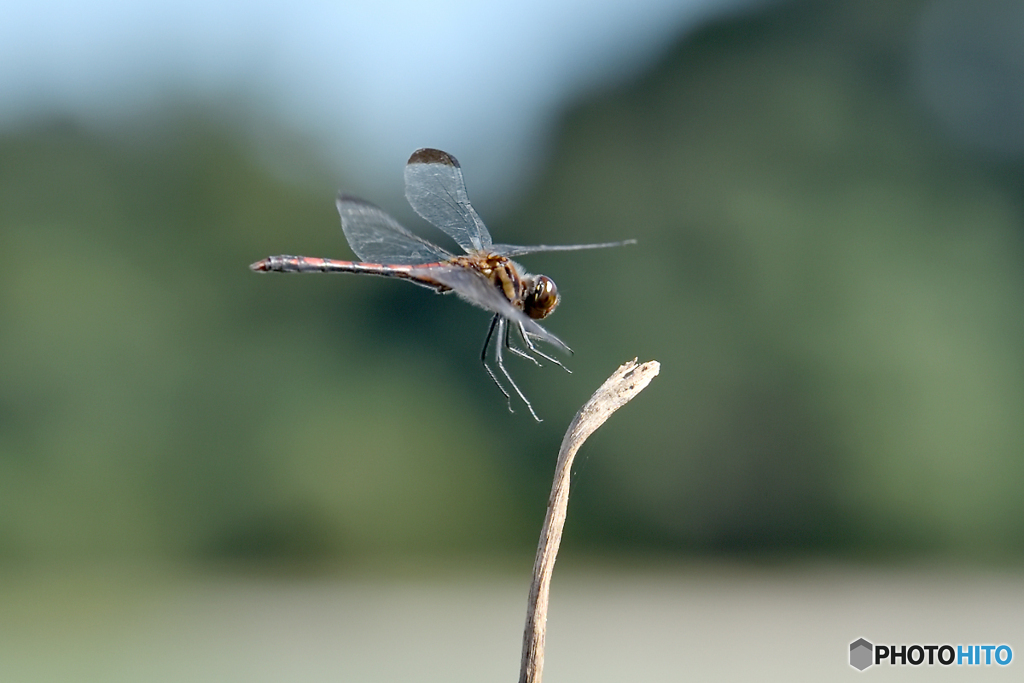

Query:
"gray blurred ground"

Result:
[[1, 564, 1020, 681]]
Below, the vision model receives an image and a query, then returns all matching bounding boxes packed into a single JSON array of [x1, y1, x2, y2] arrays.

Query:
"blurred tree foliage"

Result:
[[529, 0, 1024, 558], [1, 0, 1022, 565]]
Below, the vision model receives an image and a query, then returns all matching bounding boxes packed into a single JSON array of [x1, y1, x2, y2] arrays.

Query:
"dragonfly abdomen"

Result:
[[252, 254, 424, 274], [250, 255, 454, 293]]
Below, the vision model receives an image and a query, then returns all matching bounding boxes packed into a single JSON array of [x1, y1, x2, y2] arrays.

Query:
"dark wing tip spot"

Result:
[[336, 193, 379, 208], [408, 148, 460, 168]]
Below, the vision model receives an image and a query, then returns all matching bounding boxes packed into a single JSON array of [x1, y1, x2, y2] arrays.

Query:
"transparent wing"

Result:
[[490, 239, 637, 257], [404, 148, 492, 255], [410, 264, 569, 353], [337, 194, 453, 265]]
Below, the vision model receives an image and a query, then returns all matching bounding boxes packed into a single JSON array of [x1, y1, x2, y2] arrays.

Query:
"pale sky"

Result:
[[2, 0, 772, 202]]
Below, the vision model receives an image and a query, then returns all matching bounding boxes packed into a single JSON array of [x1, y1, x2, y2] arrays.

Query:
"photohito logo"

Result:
[[850, 638, 1013, 671]]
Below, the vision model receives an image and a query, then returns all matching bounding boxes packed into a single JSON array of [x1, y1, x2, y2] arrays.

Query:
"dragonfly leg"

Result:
[[481, 314, 514, 413], [495, 317, 541, 422], [503, 320, 543, 367], [517, 322, 572, 374]]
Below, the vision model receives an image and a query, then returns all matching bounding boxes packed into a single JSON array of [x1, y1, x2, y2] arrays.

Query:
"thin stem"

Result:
[[518, 358, 661, 683]]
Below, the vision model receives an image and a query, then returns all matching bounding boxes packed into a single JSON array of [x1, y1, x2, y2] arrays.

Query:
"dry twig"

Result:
[[519, 358, 661, 683]]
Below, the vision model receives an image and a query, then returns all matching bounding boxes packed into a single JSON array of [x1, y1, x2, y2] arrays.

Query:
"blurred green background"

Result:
[[4, 0, 1024, 568], [4, 0, 1024, 679]]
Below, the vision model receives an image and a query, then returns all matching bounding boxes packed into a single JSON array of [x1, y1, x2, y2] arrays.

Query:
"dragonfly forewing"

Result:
[[410, 263, 570, 353], [490, 239, 638, 257], [404, 148, 492, 254]]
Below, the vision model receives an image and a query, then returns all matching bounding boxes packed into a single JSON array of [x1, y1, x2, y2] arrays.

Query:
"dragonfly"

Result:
[[251, 148, 635, 421]]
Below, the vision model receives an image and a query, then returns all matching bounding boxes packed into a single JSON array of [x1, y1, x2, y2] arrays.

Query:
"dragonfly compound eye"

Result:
[[524, 275, 559, 320]]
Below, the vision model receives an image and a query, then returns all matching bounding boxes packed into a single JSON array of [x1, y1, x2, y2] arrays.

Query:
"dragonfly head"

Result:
[[523, 275, 559, 320]]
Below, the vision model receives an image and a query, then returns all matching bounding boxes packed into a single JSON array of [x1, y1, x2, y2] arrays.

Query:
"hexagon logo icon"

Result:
[[850, 638, 873, 671]]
